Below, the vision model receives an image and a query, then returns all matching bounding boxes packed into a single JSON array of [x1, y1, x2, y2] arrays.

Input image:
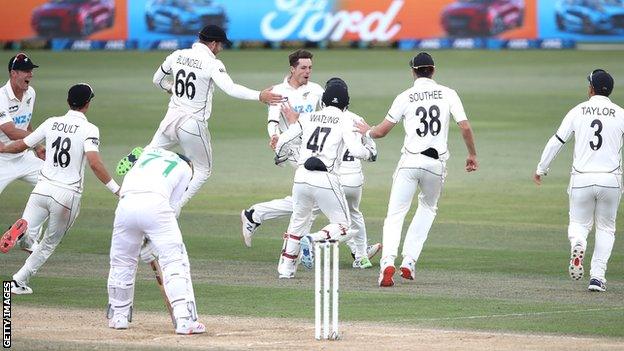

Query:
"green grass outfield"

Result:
[[1, 49, 623, 338]]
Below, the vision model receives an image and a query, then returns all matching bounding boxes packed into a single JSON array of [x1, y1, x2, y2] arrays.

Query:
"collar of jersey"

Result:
[[589, 95, 611, 103], [282, 76, 311, 91], [65, 110, 87, 120], [192, 42, 215, 59], [4, 79, 19, 101], [413, 77, 436, 86]]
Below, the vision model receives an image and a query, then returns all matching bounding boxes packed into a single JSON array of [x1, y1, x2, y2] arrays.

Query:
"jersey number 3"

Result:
[[590, 119, 603, 151]]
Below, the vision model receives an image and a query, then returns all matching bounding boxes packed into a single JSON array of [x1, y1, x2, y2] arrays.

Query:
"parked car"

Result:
[[145, 0, 227, 34], [555, 0, 624, 34], [31, 0, 115, 37], [441, 0, 525, 36]]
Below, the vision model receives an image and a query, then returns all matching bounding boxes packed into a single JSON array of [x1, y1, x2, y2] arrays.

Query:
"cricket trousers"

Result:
[[108, 193, 198, 321], [341, 171, 368, 259], [278, 168, 352, 277], [1, 152, 45, 248], [149, 114, 212, 212], [380, 153, 445, 268], [13, 181, 81, 285], [568, 175, 621, 283]]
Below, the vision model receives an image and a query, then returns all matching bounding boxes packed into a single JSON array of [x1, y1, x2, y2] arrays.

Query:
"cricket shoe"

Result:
[[108, 314, 129, 329], [367, 243, 382, 260], [352, 257, 372, 269], [588, 278, 606, 292], [175, 318, 206, 335], [378, 266, 396, 287], [11, 280, 33, 295], [400, 260, 416, 281], [240, 209, 259, 248], [349, 243, 383, 260], [116, 147, 144, 176], [568, 243, 585, 281], [1, 219, 28, 254], [300, 236, 315, 269]]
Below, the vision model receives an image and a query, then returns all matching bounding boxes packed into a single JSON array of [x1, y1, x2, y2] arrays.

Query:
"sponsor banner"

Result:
[[398, 38, 575, 50], [3, 0, 621, 43], [539, 0, 624, 42], [0, 0, 128, 41], [128, 0, 538, 42], [339, 0, 537, 40], [51, 39, 138, 51]]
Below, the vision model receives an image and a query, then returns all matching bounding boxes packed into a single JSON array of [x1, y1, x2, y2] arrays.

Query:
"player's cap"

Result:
[[322, 84, 349, 110], [8, 53, 39, 72], [325, 77, 348, 91], [67, 83, 95, 108], [587, 69, 614, 97], [199, 25, 232, 46], [410, 52, 435, 69]]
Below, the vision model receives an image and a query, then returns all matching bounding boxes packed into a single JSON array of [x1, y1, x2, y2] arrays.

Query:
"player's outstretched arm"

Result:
[[458, 121, 478, 172], [356, 119, 395, 139], [0, 122, 31, 141], [0, 139, 28, 154], [86, 151, 120, 195]]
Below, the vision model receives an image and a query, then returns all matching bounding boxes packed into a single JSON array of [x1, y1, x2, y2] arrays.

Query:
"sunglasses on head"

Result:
[[10, 53, 29, 71]]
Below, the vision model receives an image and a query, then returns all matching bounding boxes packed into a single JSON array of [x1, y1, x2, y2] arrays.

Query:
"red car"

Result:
[[441, 0, 525, 36], [31, 0, 115, 37]]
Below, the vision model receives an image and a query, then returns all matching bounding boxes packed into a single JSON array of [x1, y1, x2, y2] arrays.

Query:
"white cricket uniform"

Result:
[[536, 95, 624, 283], [108, 148, 198, 323], [150, 42, 260, 212], [12, 110, 100, 286], [249, 78, 323, 224], [339, 110, 370, 260], [275, 106, 373, 276], [380, 77, 468, 269], [0, 80, 42, 192]]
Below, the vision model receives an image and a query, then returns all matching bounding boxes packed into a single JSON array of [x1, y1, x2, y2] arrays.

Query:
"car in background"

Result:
[[31, 0, 115, 37], [145, 0, 227, 34], [555, 0, 624, 34], [441, 0, 525, 36]]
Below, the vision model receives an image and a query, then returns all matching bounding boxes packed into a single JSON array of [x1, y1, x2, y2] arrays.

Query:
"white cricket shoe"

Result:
[[175, 318, 206, 335], [108, 314, 129, 329], [588, 278, 606, 292], [11, 281, 32, 295], [366, 243, 382, 259], [569, 243, 585, 281], [240, 210, 259, 248], [299, 236, 314, 269]]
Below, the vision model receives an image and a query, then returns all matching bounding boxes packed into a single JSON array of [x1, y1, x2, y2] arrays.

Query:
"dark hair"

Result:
[[289, 49, 313, 67], [414, 66, 434, 78]]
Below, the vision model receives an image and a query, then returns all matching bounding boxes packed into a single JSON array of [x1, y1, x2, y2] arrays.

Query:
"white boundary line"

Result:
[[389, 306, 624, 323]]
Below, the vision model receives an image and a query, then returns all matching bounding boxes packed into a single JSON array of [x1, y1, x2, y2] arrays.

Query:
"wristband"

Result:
[[365, 129, 372, 139], [105, 179, 120, 194]]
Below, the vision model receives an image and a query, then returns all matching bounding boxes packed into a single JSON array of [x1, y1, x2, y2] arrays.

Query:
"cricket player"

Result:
[[117, 24, 282, 214], [274, 84, 377, 277], [240, 49, 324, 243], [534, 69, 622, 292], [0, 53, 45, 251], [0, 83, 120, 294], [107, 148, 205, 334], [357, 52, 478, 287], [241, 72, 380, 270]]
